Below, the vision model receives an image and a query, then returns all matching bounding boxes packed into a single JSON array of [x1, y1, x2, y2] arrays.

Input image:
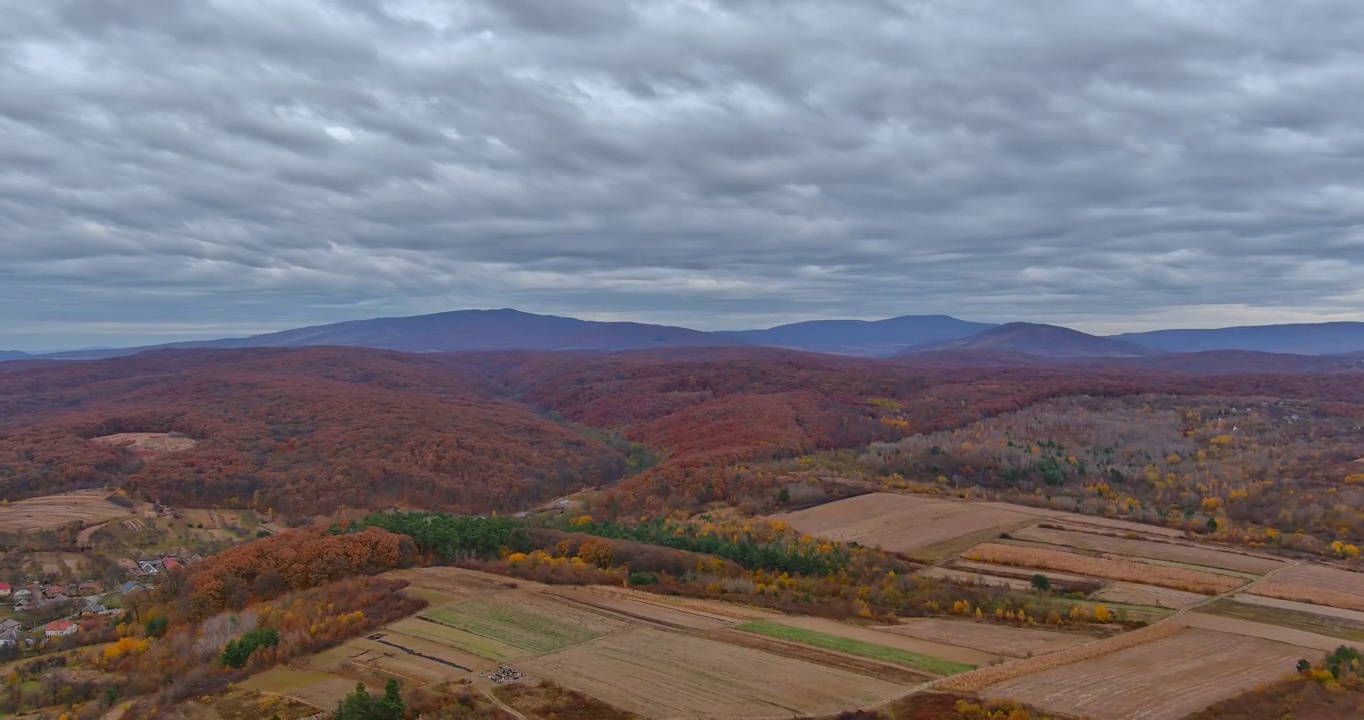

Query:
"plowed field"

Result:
[[982, 628, 1314, 720]]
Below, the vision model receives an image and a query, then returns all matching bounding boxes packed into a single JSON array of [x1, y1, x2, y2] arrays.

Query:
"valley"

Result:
[[2, 345, 1364, 719]]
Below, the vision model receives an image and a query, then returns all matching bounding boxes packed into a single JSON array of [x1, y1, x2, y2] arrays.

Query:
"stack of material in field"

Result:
[[482, 666, 529, 684]]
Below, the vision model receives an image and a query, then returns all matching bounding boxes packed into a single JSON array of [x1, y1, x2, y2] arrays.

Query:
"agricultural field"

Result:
[[239, 667, 373, 710], [876, 618, 1091, 659], [1233, 593, 1364, 624], [0, 489, 131, 532], [1203, 597, 1364, 645], [740, 618, 989, 674], [521, 626, 909, 718], [775, 492, 1036, 558], [1093, 581, 1208, 610], [1249, 563, 1364, 612], [964, 542, 1244, 594], [1012, 524, 1286, 574], [980, 628, 1315, 720], [422, 593, 628, 656], [1181, 612, 1351, 652]]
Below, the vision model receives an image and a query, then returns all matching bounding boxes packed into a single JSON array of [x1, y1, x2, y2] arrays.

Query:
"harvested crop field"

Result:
[[981, 628, 1313, 720], [938, 620, 1183, 692], [743, 617, 990, 673], [522, 627, 908, 718], [386, 617, 524, 662], [422, 594, 627, 656], [384, 566, 524, 602], [877, 618, 1090, 659], [92, 432, 197, 454], [238, 667, 335, 695], [1093, 581, 1207, 609], [285, 676, 376, 710], [546, 587, 735, 631], [775, 493, 1034, 556], [1248, 564, 1364, 612], [0, 490, 131, 532], [1204, 598, 1364, 645], [1233, 593, 1364, 624], [1014, 525, 1286, 574], [964, 542, 1243, 594], [1180, 612, 1349, 652], [1052, 515, 1187, 538]]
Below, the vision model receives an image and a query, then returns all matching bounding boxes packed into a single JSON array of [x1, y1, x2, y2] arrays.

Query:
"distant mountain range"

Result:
[[909, 322, 1160, 358], [8, 309, 1364, 362], [1113, 322, 1364, 355], [715, 315, 993, 356]]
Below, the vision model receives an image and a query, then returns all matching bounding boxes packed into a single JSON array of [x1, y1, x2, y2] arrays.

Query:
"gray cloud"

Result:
[[4, 0, 1364, 349]]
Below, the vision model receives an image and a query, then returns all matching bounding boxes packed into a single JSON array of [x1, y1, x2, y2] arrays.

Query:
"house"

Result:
[[162, 557, 182, 571], [0, 628, 23, 648], [82, 603, 109, 616], [0, 619, 20, 632], [120, 581, 145, 594], [45, 585, 67, 599], [137, 561, 160, 575], [0, 581, 10, 598], [12, 588, 32, 602], [44, 621, 78, 638]]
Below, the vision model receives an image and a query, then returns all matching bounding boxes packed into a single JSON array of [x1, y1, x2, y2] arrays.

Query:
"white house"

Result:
[[44, 621, 78, 638]]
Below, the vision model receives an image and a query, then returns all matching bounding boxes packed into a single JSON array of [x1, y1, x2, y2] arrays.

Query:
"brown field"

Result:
[[776, 493, 1034, 555], [0, 490, 130, 532], [1232, 592, 1364, 624], [765, 616, 1002, 666], [937, 620, 1183, 693], [877, 618, 1089, 659], [1180, 612, 1348, 652], [285, 676, 375, 710], [1248, 564, 1364, 612], [521, 627, 909, 719], [1093, 581, 1208, 610], [964, 542, 1244, 594], [1014, 525, 1286, 574], [1053, 516, 1187, 539], [92, 432, 197, 454], [981, 628, 1313, 720], [383, 566, 527, 601]]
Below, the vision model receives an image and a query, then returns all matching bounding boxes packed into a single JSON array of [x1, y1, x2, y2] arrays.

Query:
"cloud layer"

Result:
[[4, 1, 1364, 349]]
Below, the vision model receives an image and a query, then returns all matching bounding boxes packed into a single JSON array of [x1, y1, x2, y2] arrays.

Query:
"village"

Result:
[[0, 552, 199, 655]]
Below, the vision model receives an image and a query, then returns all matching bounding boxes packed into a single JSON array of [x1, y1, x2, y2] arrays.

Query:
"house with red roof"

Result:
[[0, 581, 11, 598], [44, 620, 78, 638]]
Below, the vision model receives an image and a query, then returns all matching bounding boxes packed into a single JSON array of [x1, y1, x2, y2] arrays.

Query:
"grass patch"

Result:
[[1204, 599, 1364, 644], [738, 620, 974, 676]]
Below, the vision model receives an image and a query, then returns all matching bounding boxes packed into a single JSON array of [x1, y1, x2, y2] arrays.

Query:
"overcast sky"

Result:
[[4, 1, 1364, 350]]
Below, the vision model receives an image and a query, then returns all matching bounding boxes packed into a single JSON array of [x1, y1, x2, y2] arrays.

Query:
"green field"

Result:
[[421, 598, 607, 656], [738, 620, 975, 676]]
